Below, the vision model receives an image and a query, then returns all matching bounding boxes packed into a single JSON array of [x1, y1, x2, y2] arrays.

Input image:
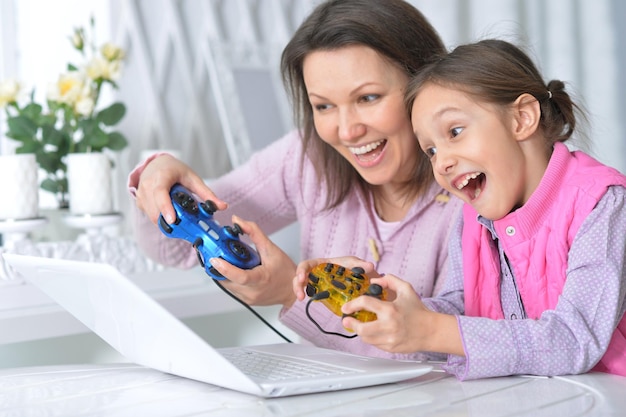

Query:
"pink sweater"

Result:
[[129, 130, 463, 360], [461, 143, 626, 376]]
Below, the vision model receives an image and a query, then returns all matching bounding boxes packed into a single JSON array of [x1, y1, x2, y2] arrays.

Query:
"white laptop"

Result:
[[2, 253, 432, 397]]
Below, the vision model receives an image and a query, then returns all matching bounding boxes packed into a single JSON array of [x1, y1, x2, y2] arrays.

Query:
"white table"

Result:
[[1, 363, 624, 416]]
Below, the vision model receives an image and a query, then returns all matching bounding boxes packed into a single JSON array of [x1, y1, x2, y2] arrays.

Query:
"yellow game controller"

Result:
[[306, 262, 386, 325]]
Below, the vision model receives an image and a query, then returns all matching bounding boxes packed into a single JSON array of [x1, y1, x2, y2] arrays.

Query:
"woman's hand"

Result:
[[209, 216, 298, 308], [342, 274, 464, 355], [135, 154, 227, 224], [292, 256, 377, 302]]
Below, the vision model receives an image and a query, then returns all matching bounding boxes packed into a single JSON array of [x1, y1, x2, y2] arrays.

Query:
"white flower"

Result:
[[100, 42, 124, 61], [86, 56, 122, 82], [74, 95, 95, 116], [47, 71, 97, 117], [70, 28, 85, 51], [0, 79, 21, 108]]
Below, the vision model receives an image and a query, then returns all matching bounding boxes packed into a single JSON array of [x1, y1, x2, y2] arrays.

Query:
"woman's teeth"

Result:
[[349, 140, 384, 155]]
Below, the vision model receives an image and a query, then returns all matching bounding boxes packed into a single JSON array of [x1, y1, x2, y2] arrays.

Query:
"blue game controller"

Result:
[[158, 184, 261, 280]]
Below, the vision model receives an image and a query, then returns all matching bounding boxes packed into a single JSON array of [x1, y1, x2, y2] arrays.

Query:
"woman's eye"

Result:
[[451, 127, 463, 137], [314, 103, 331, 112]]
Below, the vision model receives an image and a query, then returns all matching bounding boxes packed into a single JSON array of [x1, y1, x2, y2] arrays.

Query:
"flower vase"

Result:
[[66, 153, 113, 215], [0, 153, 39, 220]]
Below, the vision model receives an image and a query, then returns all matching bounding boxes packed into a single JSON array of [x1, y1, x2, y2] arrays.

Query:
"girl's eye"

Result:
[[451, 127, 463, 137], [424, 147, 437, 158], [359, 94, 379, 103]]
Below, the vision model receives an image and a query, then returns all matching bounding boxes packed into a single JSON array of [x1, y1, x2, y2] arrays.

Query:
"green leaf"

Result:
[[15, 141, 41, 153], [105, 131, 128, 150], [96, 102, 126, 126], [43, 176, 68, 196], [37, 152, 63, 174], [89, 128, 110, 150], [41, 125, 69, 148], [21, 103, 43, 119], [75, 124, 108, 152], [7, 115, 38, 138]]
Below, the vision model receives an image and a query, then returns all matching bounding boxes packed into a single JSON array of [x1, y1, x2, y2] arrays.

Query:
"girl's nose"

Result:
[[434, 149, 455, 176]]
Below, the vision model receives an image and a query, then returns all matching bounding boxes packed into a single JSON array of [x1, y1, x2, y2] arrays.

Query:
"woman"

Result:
[[128, 0, 462, 360]]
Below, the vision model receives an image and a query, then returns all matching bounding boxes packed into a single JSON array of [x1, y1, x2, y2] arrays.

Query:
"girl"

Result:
[[295, 39, 626, 379]]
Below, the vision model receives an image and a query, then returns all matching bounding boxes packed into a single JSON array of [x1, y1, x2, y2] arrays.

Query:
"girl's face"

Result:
[[303, 45, 419, 186], [411, 83, 541, 220]]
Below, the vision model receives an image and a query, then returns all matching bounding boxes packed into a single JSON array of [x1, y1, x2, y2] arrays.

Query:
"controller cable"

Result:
[[305, 291, 358, 339], [212, 279, 293, 343]]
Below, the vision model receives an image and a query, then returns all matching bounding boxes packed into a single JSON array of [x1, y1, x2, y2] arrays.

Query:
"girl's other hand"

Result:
[[342, 273, 461, 355]]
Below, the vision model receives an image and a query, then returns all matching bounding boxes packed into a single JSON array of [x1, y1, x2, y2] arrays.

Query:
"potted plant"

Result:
[[0, 17, 128, 209]]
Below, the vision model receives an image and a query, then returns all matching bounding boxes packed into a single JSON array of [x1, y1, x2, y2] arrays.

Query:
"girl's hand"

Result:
[[135, 154, 227, 224], [292, 257, 376, 302], [210, 216, 297, 308], [342, 274, 463, 355]]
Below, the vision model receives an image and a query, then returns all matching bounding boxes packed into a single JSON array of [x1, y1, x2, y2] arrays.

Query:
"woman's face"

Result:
[[302, 45, 419, 186]]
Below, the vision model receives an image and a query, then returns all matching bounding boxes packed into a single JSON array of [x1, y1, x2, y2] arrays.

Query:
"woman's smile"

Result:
[[349, 139, 388, 166]]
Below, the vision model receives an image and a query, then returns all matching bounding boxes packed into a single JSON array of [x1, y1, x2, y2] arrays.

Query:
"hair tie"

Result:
[[547, 90, 553, 100]]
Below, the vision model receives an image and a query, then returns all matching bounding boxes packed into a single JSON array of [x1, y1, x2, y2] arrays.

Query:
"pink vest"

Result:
[[462, 143, 626, 376]]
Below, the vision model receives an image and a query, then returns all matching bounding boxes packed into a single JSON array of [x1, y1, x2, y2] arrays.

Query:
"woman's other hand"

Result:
[[135, 154, 227, 224], [292, 256, 377, 302]]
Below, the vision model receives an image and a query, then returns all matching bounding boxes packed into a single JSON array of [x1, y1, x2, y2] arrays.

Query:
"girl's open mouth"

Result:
[[454, 172, 485, 201]]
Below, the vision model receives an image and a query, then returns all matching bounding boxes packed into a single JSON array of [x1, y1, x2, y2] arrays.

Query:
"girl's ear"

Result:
[[512, 93, 541, 141]]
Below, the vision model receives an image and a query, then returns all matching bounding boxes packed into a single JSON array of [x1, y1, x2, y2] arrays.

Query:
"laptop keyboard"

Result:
[[223, 349, 360, 381]]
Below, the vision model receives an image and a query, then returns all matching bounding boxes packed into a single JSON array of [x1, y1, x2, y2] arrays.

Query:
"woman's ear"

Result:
[[511, 93, 541, 141]]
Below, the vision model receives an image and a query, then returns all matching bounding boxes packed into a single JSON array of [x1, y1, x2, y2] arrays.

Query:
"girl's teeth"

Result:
[[474, 188, 481, 198], [350, 140, 383, 155], [457, 172, 481, 190]]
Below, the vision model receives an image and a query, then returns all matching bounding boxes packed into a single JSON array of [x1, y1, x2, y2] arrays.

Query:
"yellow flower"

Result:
[[0, 79, 21, 108], [100, 42, 124, 62], [47, 71, 93, 109]]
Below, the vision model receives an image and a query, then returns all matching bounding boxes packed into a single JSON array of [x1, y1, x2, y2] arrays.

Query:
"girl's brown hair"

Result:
[[405, 39, 583, 148], [281, 0, 445, 209]]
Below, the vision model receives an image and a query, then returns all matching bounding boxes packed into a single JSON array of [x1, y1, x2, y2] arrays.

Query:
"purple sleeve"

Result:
[[127, 153, 199, 269], [126, 131, 303, 268], [444, 186, 626, 380]]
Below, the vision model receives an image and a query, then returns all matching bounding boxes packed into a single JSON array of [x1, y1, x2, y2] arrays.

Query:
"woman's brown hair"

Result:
[[281, 0, 445, 209]]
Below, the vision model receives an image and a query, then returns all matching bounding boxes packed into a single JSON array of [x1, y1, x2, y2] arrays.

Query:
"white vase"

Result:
[[66, 153, 113, 215], [0, 153, 39, 220]]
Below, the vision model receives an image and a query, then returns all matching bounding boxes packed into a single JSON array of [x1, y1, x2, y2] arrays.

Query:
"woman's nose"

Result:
[[337, 108, 366, 141]]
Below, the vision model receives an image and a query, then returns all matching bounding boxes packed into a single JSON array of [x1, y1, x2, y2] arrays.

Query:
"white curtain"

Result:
[[412, 0, 624, 173], [1, 0, 625, 221]]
